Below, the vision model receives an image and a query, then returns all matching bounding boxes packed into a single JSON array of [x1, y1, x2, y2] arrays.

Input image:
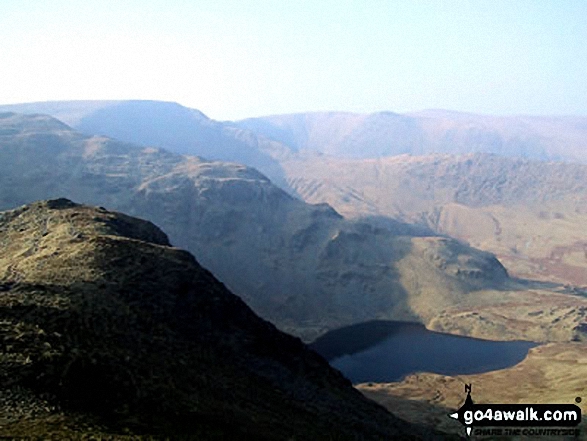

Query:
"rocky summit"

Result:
[[0, 199, 441, 439]]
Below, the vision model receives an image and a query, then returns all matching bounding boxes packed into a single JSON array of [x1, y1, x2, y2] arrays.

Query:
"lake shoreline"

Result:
[[310, 320, 537, 383]]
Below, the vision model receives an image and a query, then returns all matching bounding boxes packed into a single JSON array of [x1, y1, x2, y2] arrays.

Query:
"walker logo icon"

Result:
[[449, 384, 582, 437]]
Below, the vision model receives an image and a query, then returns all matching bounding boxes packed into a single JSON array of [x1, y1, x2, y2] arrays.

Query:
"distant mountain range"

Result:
[[5, 101, 587, 287], [237, 108, 587, 286], [0, 199, 436, 439], [5, 101, 586, 162], [0, 100, 293, 191], [2, 111, 585, 344], [238, 109, 587, 162]]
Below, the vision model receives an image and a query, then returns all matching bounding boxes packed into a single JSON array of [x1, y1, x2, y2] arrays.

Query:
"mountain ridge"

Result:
[[0, 198, 439, 439], [4, 100, 587, 438], [237, 110, 587, 162]]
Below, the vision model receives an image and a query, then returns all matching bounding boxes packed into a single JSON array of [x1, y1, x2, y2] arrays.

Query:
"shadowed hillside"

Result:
[[0, 199, 441, 439]]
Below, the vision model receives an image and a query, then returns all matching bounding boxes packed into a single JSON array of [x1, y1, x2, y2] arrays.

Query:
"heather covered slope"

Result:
[[0, 199, 435, 439]]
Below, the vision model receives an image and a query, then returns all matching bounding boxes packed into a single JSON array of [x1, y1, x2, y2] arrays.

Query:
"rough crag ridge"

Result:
[[0, 199, 439, 439]]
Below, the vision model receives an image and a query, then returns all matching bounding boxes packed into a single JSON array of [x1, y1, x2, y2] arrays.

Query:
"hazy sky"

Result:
[[1, 0, 586, 120]]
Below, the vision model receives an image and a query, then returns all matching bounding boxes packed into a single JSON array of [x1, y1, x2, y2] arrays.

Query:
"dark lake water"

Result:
[[309, 321, 537, 383]]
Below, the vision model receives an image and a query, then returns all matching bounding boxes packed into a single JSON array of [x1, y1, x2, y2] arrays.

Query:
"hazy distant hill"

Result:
[[2, 112, 585, 343], [238, 110, 587, 162], [6, 102, 586, 164], [0, 199, 434, 439], [0, 100, 293, 191]]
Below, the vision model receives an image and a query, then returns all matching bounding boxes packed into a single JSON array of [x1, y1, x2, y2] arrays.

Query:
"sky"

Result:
[[1, 0, 586, 121]]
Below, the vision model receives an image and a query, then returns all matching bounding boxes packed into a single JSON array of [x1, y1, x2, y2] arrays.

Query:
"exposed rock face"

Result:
[[0, 199, 439, 439]]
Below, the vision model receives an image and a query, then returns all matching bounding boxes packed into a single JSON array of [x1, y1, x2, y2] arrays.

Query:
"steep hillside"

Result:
[[238, 110, 587, 162], [280, 153, 587, 286], [0, 199, 440, 439], [1, 112, 586, 344]]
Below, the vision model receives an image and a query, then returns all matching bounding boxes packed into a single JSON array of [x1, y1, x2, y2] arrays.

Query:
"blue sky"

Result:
[[1, 0, 586, 120]]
